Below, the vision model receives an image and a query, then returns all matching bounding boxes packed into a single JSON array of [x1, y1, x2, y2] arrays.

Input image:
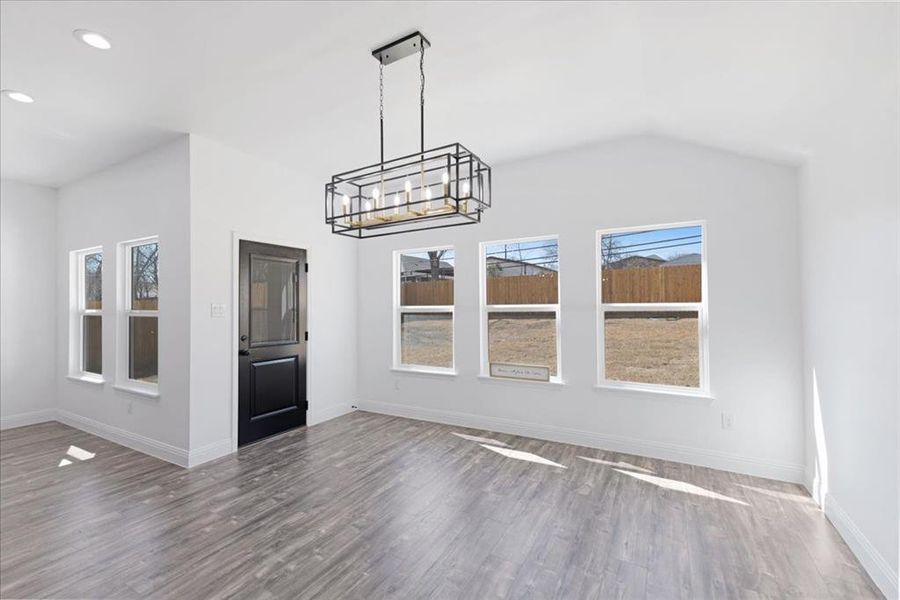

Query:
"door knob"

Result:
[[239, 349, 250, 356], [240, 335, 248, 341]]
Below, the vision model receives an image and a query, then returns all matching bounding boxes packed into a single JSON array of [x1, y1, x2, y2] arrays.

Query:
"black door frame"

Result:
[[230, 234, 309, 452]]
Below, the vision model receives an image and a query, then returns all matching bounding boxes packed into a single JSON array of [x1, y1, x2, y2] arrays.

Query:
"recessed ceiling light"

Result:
[[1, 89, 34, 103], [73, 29, 111, 50]]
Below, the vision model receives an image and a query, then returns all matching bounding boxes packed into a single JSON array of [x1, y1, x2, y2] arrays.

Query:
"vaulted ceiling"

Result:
[[1, 1, 896, 187]]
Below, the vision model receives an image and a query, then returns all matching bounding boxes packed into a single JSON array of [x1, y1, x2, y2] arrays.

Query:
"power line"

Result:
[[611, 235, 700, 252]]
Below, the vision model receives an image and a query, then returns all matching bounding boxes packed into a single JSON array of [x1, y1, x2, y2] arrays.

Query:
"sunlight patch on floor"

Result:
[[577, 455, 655, 474], [737, 483, 809, 503], [480, 444, 566, 468], [615, 469, 748, 506], [452, 432, 511, 447]]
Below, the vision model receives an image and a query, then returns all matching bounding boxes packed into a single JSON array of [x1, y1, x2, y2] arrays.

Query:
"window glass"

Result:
[[82, 315, 102, 375], [84, 252, 102, 309], [600, 225, 701, 303], [488, 311, 557, 376], [484, 240, 558, 304], [129, 316, 158, 383], [400, 313, 453, 368], [603, 311, 699, 387], [131, 242, 159, 310], [250, 256, 298, 344], [399, 250, 454, 306]]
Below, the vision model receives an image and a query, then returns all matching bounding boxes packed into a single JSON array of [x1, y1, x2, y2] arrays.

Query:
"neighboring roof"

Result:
[[401, 254, 453, 274], [662, 253, 701, 266], [607, 255, 665, 269], [485, 256, 557, 273]]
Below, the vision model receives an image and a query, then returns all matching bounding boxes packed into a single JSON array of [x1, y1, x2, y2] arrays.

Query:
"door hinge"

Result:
[[305, 263, 308, 273], [305, 331, 308, 341]]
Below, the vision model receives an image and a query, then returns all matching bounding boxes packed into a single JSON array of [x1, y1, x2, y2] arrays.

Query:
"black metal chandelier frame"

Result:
[[325, 31, 492, 239]]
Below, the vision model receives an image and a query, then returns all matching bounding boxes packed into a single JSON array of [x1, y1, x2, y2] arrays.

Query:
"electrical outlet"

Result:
[[721, 412, 735, 430], [210, 303, 227, 318]]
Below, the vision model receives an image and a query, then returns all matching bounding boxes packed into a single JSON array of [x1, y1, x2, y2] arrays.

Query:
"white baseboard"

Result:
[[358, 400, 806, 483], [56, 409, 190, 468], [309, 402, 356, 426], [0, 408, 56, 430], [188, 438, 233, 468], [825, 493, 898, 599]]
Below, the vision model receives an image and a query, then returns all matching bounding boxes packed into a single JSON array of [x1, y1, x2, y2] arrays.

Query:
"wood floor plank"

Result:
[[0, 411, 884, 599]]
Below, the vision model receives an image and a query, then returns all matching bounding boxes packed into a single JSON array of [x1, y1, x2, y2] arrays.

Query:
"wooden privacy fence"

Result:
[[602, 264, 701, 303], [400, 264, 701, 305]]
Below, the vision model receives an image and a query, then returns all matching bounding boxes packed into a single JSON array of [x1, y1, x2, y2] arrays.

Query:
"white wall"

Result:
[[799, 111, 900, 595], [54, 137, 192, 456], [188, 135, 357, 458], [0, 180, 58, 428], [356, 135, 806, 482]]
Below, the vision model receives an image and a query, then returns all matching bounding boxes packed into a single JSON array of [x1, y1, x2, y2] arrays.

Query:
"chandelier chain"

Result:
[[379, 60, 384, 165], [420, 42, 425, 153]]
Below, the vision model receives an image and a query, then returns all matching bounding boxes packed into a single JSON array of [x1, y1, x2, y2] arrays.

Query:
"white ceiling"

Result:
[[1, 1, 896, 188]]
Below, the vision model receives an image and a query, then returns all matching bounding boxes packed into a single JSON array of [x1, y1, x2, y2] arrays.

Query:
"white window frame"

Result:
[[68, 246, 104, 383], [479, 235, 562, 384], [596, 220, 710, 396], [115, 235, 160, 398], [393, 245, 456, 375]]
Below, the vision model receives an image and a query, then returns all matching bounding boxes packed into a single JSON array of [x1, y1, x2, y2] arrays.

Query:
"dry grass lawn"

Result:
[[400, 313, 699, 388], [604, 315, 699, 387]]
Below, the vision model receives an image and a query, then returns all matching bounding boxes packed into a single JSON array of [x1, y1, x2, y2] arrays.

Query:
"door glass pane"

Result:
[[84, 252, 102, 309], [488, 311, 557, 376], [131, 242, 159, 310], [484, 239, 558, 304], [400, 312, 453, 368], [82, 315, 102, 375], [604, 311, 699, 387], [129, 316, 158, 383], [399, 249, 454, 306], [600, 225, 702, 303], [250, 256, 298, 344]]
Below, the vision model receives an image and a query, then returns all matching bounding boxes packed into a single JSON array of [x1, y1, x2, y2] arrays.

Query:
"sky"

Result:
[[602, 225, 702, 261]]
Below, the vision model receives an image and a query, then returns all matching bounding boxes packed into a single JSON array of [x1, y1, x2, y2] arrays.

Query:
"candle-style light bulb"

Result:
[[462, 180, 471, 197], [364, 199, 372, 214], [372, 186, 380, 205], [441, 171, 450, 197], [425, 187, 433, 201], [404, 179, 412, 205], [393, 192, 401, 215]]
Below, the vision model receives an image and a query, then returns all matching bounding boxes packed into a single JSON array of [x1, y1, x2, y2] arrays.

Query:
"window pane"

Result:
[[250, 256, 298, 344], [129, 316, 158, 383], [131, 242, 159, 310], [400, 312, 453, 368], [400, 250, 454, 306], [600, 225, 702, 303], [82, 315, 102, 375], [488, 312, 557, 376], [604, 311, 699, 387], [485, 239, 558, 304], [84, 252, 102, 310]]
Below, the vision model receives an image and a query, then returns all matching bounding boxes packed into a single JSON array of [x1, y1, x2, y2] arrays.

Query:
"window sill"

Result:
[[67, 374, 105, 385], [478, 374, 566, 388], [392, 367, 457, 378], [594, 383, 714, 403], [113, 383, 160, 399]]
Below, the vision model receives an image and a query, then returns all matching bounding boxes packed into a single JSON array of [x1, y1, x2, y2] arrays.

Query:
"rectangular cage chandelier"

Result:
[[325, 31, 492, 239]]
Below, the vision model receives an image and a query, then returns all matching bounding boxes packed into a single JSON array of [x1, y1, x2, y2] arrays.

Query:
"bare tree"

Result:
[[427, 250, 446, 280], [601, 236, 623, 267]]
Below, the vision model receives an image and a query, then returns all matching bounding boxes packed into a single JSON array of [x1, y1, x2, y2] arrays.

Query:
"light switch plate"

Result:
[[210, 303, 227, 318]]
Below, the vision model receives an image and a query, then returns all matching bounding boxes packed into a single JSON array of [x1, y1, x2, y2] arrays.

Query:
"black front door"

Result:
[[238, 241, 307, 446]]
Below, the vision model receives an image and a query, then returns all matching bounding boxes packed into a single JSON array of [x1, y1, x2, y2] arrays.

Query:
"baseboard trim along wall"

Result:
[[187, 438, 233, 468], [55, 409, 191, 468], [358, 400, 806, 484], [0, 409, 57, 430], [309, 403, 356, 427], [824, 492, 898, 599]]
